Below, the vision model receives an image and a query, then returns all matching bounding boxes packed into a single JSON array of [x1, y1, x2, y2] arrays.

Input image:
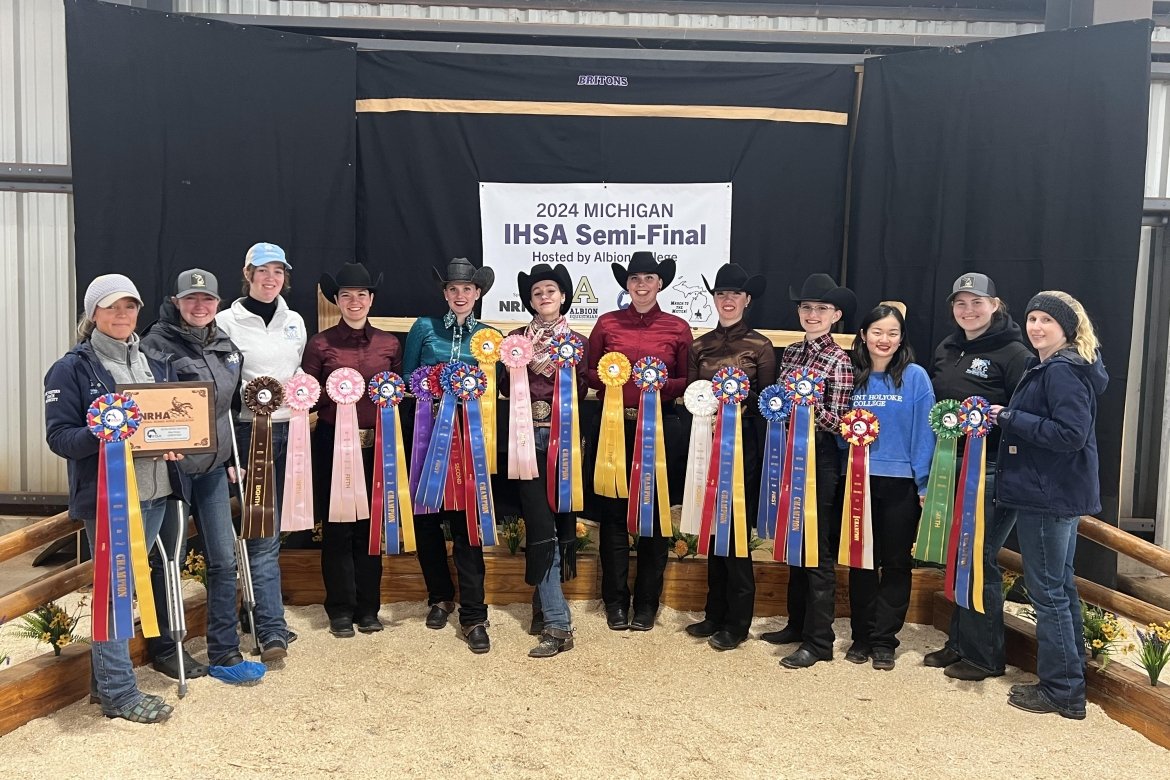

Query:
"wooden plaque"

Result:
[[116, 381, 217, 456]]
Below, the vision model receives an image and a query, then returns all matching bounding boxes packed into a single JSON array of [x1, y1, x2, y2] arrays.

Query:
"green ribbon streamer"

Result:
[[913, 399, 963, 564]]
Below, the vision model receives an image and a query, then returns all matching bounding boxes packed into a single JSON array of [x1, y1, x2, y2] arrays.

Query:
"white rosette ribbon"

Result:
[[680, 380, 720, 535]]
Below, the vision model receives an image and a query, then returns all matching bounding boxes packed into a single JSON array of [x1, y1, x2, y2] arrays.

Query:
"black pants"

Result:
[[848, 476, 921, 651], [596, 413, 684, 615], [702, 415, 762, 639], [783, 431, 843, 658], [414, 508, 488, 625], [314, 423, 383, 622]]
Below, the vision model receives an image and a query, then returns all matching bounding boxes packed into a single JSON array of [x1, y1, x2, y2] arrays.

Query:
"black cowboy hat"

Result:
[[517, 263, 573, 317], [789, 273, 856, 320], [319, 262, 382, 302], [433, 257, 494, 295], [703, 263, 766, 298], [611, 251, 676, 290]]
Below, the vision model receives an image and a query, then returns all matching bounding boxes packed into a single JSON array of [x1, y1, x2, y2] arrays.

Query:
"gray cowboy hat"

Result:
[[433, 257, 494, 295]]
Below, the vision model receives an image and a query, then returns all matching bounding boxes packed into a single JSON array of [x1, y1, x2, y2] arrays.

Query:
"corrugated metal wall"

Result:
[[0, 0, 72, 495], [172, 0, 1043, 37]]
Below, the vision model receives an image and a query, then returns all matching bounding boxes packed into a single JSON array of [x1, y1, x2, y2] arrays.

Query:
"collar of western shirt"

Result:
[[335, 320, 373, 344], [799, 332, 837, 354], [619, 301, 662, 324], [713, 319, 748, 339]]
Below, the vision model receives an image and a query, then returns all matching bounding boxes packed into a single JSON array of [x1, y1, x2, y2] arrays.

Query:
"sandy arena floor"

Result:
[[1, 601, 1166, 779]]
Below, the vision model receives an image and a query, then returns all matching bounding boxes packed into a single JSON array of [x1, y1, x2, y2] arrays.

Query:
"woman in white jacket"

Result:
[[215, 242, 307, 663]]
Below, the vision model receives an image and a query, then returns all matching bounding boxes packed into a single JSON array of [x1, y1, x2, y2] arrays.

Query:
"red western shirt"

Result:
[[586, 303, 693, 408], [301, 321, 402, 428]]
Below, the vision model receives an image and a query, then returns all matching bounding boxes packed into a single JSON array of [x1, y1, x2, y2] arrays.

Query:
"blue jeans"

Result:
[[946, 471, 1015, 673], [150, 469, 241, 665], [235, 420, 289, 644], [87, 497, 168, 714], [532, 544, 571, 632], [1012, 508, 1085, 716]]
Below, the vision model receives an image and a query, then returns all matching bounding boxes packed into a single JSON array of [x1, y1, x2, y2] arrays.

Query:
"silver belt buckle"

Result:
[[531, 400, 552, 422]]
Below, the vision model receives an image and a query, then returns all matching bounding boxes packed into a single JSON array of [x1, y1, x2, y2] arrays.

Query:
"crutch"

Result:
[[156, 500, 189, 698], [229, 410, 262, 656]]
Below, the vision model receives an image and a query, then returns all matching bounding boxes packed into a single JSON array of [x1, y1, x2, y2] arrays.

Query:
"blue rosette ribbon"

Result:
[[948, 395, 991, 614], [626, 356, 672, 539], [756, 384, 791, 540], [368, 372, 415, 556], [774, 369, 824, 567], [698, 366, 750, 558], [444, 362, 497, 547], [547, 332, 585, 513]]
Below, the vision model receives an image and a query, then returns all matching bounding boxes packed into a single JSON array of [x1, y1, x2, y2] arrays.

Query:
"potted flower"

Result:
[[1134, 621, 1170, 686]]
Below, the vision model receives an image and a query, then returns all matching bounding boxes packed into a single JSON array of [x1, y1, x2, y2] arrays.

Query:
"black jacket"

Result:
[[995, 348, 1108, 517], [142, 299, 242, 474], [43, 341, 189, 520], [932, 312, 1033, 457]]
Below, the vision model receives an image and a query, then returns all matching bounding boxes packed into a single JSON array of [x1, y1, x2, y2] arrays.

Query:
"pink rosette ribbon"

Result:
[[500, 334, 539, 480], [281, 374, 320, 532], [325, 367, 370, 523]]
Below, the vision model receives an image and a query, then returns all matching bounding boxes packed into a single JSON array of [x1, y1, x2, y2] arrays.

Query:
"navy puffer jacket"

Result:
[[994, 348, 1108, 517]]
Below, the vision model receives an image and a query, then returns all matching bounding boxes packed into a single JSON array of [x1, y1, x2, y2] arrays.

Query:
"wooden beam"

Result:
[[1078, 515, 1170, 577], [0, 513, 80, 565], [0, 562, 93, 623], [999, 548, 1170, 628]]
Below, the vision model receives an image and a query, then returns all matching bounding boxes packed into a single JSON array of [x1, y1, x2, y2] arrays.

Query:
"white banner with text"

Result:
[[480, 182, 732, 326]]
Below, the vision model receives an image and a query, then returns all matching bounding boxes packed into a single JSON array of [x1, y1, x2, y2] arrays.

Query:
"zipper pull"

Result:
[[955, 350, 965, 367]]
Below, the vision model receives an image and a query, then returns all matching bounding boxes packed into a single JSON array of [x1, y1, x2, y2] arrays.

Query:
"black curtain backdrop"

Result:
[[65, 0, 356, 322], [355, 51, 856, 327], [848, 21, 1151, 584]]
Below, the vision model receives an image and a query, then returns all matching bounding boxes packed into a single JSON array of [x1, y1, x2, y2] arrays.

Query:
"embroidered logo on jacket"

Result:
[[284, 324, 300, 341], [966, 358, 990, 379]]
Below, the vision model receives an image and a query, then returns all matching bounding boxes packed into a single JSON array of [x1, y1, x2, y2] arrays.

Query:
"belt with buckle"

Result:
[[623, 407, 639, 421], [358, 428, 375, 449], [531, 400, 552, 422]]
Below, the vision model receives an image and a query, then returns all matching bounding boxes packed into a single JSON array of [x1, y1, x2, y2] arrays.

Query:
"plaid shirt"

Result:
[[780, 333, 854, 433]]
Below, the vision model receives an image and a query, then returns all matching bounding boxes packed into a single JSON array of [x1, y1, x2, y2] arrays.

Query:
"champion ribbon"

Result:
[[756, 385, 790, 540], [414, 363, 457, 514], [838, 409, 880, 569], [681, 380, 719, 535], [774, 370, 823, 567], [594, 352, 631, 498], [501, 334, 539, 480], [913, 400, 963, 564], [87, 393, 159, 641], [547, 333, 585, 513], [948, 396, 991, 614], [242, 377, 284, 539], [442, 362, 497, 547], [326, 368, 371, 523], [470, 329, 502, 474], [627, 356, 672, 539], [698, 367, 750, 558], [368, 372, 415, 555], [281, 374, 319, 532]]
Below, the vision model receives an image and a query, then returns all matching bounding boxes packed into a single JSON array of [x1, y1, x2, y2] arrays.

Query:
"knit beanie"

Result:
[[84, 274, 143, 320], [1025, 293, 1078, 341]]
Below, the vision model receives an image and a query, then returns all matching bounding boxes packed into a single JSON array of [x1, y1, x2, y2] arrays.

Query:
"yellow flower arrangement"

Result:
[[1080, 602, 1126, 669], [181, 549, 208, 587], [15, 598, 89, 657], [1135, 620, 1170, 686]]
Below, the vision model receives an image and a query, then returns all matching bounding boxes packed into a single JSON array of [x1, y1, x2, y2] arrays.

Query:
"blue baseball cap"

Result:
[[245, 242, 291, 270]]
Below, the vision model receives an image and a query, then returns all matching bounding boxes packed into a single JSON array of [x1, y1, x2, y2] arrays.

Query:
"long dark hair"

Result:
[[851, 303, 916, 391]]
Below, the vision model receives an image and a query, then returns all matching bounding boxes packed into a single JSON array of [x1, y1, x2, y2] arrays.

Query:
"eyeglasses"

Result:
[[798, 304, 836, 314]]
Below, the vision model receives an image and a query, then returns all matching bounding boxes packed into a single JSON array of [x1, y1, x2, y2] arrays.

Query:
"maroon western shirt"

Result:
[[586, 303, 693, 408], [301, 321, 402, 428]]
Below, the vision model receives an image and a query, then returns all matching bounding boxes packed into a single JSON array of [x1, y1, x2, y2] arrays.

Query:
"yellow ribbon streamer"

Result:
[[394, 406, 416, 552], [972, 454, 987, 613], [479, 362, 498, 474], [570, 380, 584, 511], [731, 407, 748, 558], [802, 422, 819, 568], [123, 441, 159, 638], [594, 353, 631, 499], [653, 400, 671, 537]]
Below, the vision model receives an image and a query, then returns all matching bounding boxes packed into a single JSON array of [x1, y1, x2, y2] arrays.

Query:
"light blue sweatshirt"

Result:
[[845, 363, 936, 494]]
